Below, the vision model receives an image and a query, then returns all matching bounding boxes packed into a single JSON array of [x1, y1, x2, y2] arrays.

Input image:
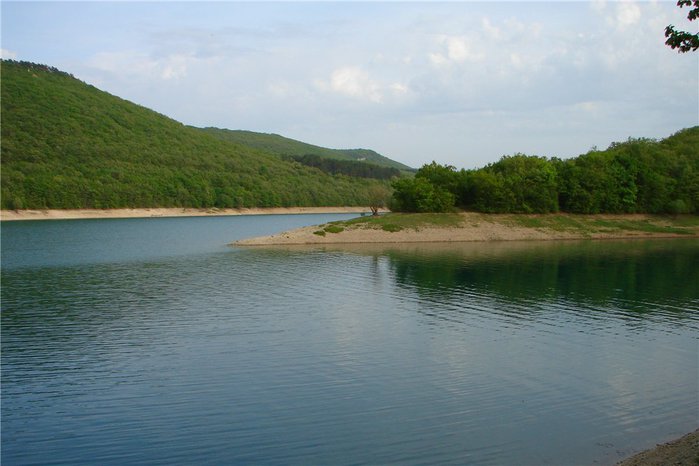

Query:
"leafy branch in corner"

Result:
[[665, 0, 699, 52]]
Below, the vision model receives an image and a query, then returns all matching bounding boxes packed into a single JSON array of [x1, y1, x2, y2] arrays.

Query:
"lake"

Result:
[[2, 214, 697, 465]]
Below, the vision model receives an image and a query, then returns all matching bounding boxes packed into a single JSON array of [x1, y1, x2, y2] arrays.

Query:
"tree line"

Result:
[[391, 127, 699, 215], [285, 154, 401, 180], [200, 128, 413, 173], [3, 59, 696, 215]]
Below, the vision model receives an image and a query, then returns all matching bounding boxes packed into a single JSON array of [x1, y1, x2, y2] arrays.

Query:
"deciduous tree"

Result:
[[665, 0, 699, 52], [367, 185, 391, 215]]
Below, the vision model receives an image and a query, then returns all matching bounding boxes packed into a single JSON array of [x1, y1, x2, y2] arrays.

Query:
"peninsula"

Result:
[[234, 212, 699, 246]]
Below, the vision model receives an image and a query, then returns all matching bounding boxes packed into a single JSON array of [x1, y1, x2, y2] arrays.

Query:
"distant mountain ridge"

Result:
[[0, 60, 401, 210], [198, 128, 414, 172]]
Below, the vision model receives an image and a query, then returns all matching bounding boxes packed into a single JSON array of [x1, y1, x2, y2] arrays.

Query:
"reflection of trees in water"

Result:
[[382, 240, 699, 318]]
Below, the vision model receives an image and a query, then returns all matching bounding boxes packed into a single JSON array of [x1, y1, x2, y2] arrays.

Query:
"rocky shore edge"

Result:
[[616, 429, 698, 466]]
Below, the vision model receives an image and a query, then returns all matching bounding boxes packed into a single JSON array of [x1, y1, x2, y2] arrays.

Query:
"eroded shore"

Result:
[[0, 207, 380, 221]]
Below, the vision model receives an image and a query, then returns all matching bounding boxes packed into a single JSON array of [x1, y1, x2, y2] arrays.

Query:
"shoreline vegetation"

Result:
[[0, 207, 382, 222], [234, 212, 699, 246]]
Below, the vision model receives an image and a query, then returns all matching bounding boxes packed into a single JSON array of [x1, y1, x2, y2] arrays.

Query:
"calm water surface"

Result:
[[2, 215, 698, 465]]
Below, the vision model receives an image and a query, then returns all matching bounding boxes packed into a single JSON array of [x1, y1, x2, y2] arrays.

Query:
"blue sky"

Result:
[[2, 1, 698, 169]]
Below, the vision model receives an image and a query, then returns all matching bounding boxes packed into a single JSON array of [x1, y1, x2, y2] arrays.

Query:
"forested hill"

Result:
[[199, 128, 414, 172], [0, 60, 398, 210], [391, 127, 699, 215]]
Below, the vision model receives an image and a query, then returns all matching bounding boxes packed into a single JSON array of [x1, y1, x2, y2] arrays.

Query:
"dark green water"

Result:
[[2, 215, 698, 465]]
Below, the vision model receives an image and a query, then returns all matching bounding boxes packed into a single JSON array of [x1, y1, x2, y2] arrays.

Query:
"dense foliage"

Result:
[[199, 127, 414, 172], [1, 60, 395, 210], [203, 127, 407, 179], [391, 128, 699, 214], [286, 154, 401, 180]]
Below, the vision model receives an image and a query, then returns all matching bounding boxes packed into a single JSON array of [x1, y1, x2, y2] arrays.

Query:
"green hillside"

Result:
[[0, 60, 397, 210], [199, 127, 414, 172]]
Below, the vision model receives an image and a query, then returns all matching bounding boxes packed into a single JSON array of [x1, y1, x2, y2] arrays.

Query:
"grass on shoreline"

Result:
[[328, 212, 465, 233], [504, 214, 699, 236], [322, 212, 699, 236]]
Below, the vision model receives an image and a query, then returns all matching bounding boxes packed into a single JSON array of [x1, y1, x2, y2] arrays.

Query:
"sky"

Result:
[[2, 1, 698, 169]]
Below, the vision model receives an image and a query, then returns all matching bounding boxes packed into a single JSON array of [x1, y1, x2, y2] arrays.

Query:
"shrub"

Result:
[[323, 225, 345, 234], [381, 223, 403, 232]]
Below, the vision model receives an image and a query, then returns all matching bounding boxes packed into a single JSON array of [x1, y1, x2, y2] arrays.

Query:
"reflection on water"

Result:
[[274, 239, 699, 320], [385, 240, 698, 317], [2, 217, 698, 466]]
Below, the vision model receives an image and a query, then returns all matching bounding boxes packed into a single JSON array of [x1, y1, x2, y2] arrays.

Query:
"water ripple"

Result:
[[2, 220, 698, 466]]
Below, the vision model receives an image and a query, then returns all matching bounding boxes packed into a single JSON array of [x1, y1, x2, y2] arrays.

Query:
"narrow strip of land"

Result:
[[234, 212, 699, 246], [0, 207, 380, 222]]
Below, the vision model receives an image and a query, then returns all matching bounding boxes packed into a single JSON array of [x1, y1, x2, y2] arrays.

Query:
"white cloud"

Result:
[[88, 51, 196, 81], [509, 53, 524, 68], [160, 54, 191, 80], [430, 35, 484, 66], [428, 52, 449, 67], [616, 1, 641, 29], [320, 66, 383, 103], [502, 17, 528, 38], [89, 51, 158, 77], [481, 18, 501, 41], [267, 80, 291, 97], [389, 82, 409, 95], [1, 48, 17, 59], [593, 0, 642, 30], [591, 0, 607, 14], [574, 101, 601, 113]]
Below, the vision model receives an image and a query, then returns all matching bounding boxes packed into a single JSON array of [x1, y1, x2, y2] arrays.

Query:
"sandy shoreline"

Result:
[[0, 207, 379, 221], [234, 213, 699, 246]]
